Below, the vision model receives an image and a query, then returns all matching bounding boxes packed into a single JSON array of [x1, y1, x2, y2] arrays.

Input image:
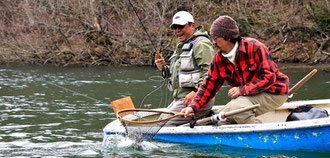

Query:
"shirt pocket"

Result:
[[243, 63, 258, 72], [242, 62, 258, 83]]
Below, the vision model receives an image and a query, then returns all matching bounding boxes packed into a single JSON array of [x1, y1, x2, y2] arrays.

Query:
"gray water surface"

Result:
[[1, 64, 329, 157]]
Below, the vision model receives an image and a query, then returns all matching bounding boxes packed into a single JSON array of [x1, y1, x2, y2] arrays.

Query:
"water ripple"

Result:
[[114, 79, 147, 83]]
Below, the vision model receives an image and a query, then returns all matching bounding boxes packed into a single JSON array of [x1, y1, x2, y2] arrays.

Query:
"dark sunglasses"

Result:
[[171, 24, 185, 30]]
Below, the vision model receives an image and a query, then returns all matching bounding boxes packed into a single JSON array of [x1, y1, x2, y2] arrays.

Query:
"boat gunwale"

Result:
[[104, 116, 330, 135], [103, 99, 330, 135], [156, 117, 330, 134]]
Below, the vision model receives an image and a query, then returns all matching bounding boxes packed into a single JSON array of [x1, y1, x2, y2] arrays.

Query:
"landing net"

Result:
[[117, 109, 177, 142]]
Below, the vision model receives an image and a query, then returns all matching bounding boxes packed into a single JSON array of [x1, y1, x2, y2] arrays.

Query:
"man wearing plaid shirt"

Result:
[[182, 15, 289, 124]]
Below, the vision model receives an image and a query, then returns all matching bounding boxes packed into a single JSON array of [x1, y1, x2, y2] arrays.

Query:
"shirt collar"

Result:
[[222, 42, 238, 64], [238, 37, 247, 53]]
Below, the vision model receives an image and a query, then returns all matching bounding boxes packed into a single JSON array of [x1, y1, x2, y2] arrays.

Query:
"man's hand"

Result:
[[181, 107, 194, 118], [154, 52, 165, 70], [183, 91, 196, 106], [155, 58, 165, 70], [228, 87, 240, 98]]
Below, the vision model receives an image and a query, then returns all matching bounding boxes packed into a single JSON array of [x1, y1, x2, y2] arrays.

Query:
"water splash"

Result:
[[102, 134, 159, 151]]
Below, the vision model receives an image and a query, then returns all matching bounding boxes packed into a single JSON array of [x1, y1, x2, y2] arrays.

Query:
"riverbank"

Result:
[[1, 59, 330, 72], [278, 63, 330, 71], [1, 50, 329, 67], [0, 1, 328, 67]]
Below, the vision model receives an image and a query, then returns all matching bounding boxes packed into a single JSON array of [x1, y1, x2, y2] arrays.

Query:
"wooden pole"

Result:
[[288, 69, 317, 95], [193, 104, 260, 126]]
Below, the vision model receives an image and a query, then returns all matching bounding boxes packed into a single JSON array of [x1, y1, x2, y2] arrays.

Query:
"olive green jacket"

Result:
[[170, 26, 215, 99]]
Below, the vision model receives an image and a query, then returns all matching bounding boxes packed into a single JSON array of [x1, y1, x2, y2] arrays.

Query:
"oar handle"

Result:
[[220, 104, 260, 118], [288, 69, 317, 95]]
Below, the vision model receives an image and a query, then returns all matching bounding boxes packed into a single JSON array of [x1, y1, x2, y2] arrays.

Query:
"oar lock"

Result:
[[211, 112, 227, 124]]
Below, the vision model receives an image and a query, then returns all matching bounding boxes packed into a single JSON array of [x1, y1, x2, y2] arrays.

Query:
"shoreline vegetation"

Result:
[[0, 0, 329, 67]]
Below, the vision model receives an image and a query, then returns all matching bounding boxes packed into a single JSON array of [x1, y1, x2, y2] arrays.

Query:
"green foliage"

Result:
[[312, 4, 330, 35], [236, 18, 251, 37]]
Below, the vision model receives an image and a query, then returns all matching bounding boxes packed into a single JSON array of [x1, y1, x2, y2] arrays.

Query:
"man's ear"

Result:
[[191, 22, 196, 28]]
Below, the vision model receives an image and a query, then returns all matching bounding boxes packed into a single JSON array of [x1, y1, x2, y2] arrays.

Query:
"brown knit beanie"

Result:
[[210, 15, 239, 40]]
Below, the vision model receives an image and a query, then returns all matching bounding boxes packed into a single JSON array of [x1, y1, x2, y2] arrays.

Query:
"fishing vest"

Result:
[[168, 36, 211, 90]]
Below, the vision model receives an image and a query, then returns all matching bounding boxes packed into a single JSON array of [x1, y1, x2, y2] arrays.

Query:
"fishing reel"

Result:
[[161, 66, 170, 79]]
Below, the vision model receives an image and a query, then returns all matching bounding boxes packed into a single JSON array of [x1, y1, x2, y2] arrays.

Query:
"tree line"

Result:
[[0, 0, 329, 66]]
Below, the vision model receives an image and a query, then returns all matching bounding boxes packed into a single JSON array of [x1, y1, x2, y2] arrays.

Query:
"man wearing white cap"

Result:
[[155, 11, 216, 126]]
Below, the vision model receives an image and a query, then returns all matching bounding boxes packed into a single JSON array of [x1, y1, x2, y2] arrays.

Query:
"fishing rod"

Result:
[[126, 0, 159, 54], [126, 0, 177, 65], [126, 0, 173, 108]]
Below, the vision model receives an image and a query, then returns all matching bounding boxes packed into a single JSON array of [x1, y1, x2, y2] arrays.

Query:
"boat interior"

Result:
[[213, 100, 330, 124]]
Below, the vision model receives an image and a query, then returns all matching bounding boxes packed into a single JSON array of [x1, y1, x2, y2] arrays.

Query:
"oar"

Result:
[[190, 104, 260, 126], [288, 69, 317, 96]]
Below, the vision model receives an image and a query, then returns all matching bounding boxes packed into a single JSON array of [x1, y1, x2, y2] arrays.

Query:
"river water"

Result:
[[0, 64, 329, 157]]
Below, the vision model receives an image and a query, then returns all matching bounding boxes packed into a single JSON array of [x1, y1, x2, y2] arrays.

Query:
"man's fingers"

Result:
[[155, 58, 164, 64], [182, 107, 194, 118], [228, 87, 239, 98], [185, 112, 194, 118], [183, 98, 191, 106], [155, 59, 165, 70], [184, 110, 190, 118]]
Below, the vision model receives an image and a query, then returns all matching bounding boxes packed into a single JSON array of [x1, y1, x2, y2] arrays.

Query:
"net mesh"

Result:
[[117, 110, 174, 142]]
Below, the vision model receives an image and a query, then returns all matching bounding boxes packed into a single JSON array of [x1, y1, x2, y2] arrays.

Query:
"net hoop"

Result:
[[117, 109, 185, 125]]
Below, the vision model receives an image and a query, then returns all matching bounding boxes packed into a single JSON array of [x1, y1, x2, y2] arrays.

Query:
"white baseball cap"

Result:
[[170, 11, 194, 28]]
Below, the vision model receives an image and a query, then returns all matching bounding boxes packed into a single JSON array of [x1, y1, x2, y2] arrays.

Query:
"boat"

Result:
[[103, 99, 330, 153]]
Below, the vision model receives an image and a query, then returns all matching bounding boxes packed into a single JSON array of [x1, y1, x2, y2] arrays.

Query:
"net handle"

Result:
[[117, 109, 185, 125]]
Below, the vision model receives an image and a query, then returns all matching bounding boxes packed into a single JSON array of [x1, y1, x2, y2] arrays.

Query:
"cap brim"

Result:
[[170, 21, 188, 29]]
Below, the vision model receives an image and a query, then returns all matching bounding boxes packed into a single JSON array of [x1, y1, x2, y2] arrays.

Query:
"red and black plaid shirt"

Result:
[[190, 37, 289, 111]]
